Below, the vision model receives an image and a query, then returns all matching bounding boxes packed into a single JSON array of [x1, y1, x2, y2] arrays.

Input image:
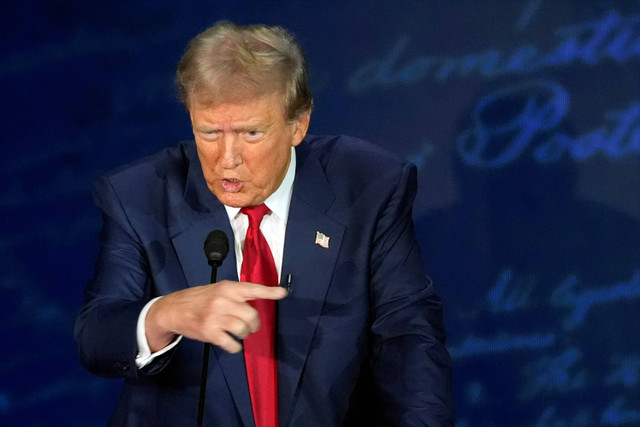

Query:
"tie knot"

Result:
[[241, 203, 271, 227]]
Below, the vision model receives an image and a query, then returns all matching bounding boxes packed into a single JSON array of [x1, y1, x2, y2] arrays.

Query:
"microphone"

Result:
[[204, 229, 229, 280], [198, 230, 229, 427]]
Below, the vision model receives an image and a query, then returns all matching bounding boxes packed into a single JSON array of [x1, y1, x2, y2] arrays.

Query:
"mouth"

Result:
[[221, 178, 244, 193]]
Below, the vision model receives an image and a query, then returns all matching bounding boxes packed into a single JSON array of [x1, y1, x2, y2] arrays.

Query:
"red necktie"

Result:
[[240, 204, 278, 427]]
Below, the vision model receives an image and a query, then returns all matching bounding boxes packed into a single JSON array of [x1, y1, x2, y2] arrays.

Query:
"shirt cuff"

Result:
[[135, 296, 182, 369]]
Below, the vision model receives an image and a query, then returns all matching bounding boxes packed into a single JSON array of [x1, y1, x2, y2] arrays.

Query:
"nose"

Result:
[[220, 134, 242, 169]]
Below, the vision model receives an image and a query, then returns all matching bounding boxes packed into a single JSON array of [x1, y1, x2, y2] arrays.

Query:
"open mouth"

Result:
[[221, 178, 244, 193]]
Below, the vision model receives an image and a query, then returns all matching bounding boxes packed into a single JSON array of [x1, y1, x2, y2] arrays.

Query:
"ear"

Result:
[[291, 111, 311, 147]]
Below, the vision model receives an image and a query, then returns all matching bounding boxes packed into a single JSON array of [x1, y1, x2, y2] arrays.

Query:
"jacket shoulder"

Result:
[[302, 135, 415, 187], [92, 141, 201, 221], [100, 141, 194, 190]]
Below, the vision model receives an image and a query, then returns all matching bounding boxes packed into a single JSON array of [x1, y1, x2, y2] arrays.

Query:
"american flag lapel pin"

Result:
[[315, 231, 330, 249]]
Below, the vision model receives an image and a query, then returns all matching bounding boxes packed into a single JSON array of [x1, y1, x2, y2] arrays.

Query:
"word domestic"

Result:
[[349, 10, 640, 91]]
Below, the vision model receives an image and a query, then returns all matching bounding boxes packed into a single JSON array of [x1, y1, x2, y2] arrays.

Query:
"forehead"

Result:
[[190, 93, 287, 125]]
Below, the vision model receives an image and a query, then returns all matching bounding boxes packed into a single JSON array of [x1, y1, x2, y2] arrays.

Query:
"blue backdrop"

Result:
[[1, 1, 639, 425]]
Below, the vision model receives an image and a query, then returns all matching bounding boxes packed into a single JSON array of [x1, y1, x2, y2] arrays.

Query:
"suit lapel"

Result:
[[170, 144, 254, 427], [277, 142, 345, 425], [170, 143, 237, 288], [171, 142, 237, 288]]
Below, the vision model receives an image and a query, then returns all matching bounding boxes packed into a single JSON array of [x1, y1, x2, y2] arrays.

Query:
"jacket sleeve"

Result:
[[369, 162, 454, 426], [74, 175, 174, 378]]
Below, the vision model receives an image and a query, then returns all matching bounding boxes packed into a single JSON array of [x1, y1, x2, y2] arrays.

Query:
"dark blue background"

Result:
[[1, 1, 639, 425]]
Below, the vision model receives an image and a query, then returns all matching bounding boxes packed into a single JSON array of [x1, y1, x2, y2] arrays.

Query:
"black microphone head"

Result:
[[204, 230, 229, 267]]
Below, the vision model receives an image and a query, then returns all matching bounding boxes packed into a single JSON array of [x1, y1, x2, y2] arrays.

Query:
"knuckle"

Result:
[[230, 318, 250, 338]]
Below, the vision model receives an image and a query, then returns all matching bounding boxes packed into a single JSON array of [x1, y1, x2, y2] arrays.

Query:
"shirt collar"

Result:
[[224, 147, 296, 221]]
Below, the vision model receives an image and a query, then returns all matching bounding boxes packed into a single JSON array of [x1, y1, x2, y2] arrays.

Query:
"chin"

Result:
[[217, 194, 251, 208]]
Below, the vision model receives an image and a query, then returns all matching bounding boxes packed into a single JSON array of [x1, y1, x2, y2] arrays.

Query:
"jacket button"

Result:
[[114, 361, 130, 372]]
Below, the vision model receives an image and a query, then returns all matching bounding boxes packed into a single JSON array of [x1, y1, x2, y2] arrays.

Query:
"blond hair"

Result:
[[176, 21, 313, 120]]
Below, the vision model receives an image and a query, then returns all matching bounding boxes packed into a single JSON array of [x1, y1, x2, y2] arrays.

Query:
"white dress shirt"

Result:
[[135, 148, 296, 368]]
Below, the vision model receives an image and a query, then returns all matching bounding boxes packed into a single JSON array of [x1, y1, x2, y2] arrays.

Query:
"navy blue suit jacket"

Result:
[[75, 135, 453, 426]]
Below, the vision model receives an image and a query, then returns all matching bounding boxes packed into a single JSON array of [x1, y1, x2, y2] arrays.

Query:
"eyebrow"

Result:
[[193, 125, 220, 133], [193, 122, 273, 133]]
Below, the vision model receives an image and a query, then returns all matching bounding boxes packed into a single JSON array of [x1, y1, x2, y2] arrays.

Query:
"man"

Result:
[[75, 21, 453, 426]]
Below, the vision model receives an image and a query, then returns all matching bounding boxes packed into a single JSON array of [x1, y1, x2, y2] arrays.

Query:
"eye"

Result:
[[243, 130, 264, 141], [199, 130, 221, 141]]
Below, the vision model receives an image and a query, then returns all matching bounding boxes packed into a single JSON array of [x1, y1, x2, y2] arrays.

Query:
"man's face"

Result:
[[190, 93, 310, 207]]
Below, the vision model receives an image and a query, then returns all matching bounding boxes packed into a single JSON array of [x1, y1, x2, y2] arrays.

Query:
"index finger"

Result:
[[236, 282, 288, 301]]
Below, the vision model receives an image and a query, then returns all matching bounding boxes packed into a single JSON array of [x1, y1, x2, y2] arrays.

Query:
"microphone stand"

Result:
[[197, 266, 219, 427], [198, 230, 228, 427]]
